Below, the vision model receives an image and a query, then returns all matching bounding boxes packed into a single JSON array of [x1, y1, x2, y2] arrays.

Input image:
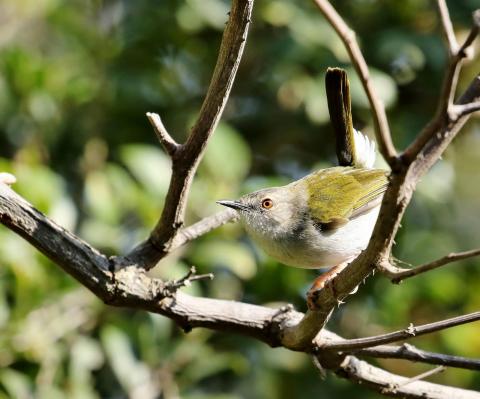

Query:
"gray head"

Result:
[[217, 184, 305, 241]]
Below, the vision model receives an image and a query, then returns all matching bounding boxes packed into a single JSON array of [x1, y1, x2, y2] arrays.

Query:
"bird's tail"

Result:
[[325, 67, 377, 169], [352, 128, 376, 169]]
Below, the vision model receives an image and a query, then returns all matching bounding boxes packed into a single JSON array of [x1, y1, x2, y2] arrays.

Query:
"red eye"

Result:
[[261, 198, 273, 209]]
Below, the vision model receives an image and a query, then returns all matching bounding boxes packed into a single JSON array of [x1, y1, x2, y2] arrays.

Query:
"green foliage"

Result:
[[1, 0, 480, 397]]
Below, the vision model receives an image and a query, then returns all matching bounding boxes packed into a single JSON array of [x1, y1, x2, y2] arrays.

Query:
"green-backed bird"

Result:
[[217, 68, 388, 293]]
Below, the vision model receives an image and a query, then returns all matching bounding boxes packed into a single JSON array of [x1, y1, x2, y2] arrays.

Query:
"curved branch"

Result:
[[312, 0, 397, 165], [381, 248, 480, 283], [122, 0, 254, 270]]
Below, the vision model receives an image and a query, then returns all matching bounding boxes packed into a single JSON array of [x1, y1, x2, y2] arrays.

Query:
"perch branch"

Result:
[[312, 0, 397, 165], [1, 183, 480, 398], [380, 248, 480, 283], [355, 343, 480, 371]]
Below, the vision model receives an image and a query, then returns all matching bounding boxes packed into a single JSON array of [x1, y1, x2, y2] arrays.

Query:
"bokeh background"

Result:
[[1, 0, 480, 398]]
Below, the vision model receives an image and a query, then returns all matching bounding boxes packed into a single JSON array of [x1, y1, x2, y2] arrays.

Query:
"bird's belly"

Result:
[[254, 207, 380, 269]]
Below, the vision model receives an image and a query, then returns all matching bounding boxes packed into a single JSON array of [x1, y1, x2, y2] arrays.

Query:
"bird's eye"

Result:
[[261, 198, 273, 209]]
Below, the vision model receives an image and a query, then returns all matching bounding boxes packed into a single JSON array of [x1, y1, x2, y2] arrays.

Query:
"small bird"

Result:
[[217, 164, 387, 269], [217, 68, 389, 306]]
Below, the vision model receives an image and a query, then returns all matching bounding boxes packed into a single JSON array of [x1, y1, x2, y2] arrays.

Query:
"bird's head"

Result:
[[217, 184, 304, 240]]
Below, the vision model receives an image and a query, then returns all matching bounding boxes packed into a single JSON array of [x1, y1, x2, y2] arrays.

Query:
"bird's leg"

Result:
[[307, 259, 353, 310]]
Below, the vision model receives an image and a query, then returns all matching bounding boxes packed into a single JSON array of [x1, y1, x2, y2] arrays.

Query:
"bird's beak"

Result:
[[216, 200, 249, 211]]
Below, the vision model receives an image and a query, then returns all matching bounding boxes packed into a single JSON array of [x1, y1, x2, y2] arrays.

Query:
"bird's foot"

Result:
[[307, 262, 348, 310]]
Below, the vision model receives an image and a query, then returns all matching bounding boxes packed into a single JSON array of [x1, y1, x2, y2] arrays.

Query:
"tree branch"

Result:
[[146, 112, 179, 157], [1, 182, 479, 399], [354, 343, 480, 371], [404, 9, 480, 162], [318, 311, 480, 351], [121, 0, 254, 270], [311, 0, 397, 166], [316, 355, 479, 399], [380, 248, 480, 283], [169, 208, 238, 251], [437, 0, 458, 56]]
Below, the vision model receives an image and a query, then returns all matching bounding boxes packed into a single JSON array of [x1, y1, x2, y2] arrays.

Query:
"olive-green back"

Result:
[[303, 167, 388, 226]]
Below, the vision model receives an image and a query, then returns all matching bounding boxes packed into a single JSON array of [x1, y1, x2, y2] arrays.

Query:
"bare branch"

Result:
[[312, 0, 397, 165], [316, 355, 480, 399], [1, 184, 480, 398], [404, 9, 480, 162], [381, 248, 480, 283], [355, 343, 480, 371], [381, 366, 446, 395], [437, 0, 458, 56], [121, 0, 254, 270], [163, 266, 214, 296], [146, 112, 179, 157], [169, 208, 238, 251], [319, 312, 480, 351], [450, 101, 480, 120]]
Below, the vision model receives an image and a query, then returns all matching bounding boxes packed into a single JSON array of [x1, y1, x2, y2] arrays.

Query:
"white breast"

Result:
[[247, 206, 380, 269]]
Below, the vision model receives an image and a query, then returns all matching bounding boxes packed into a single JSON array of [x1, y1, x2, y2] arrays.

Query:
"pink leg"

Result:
[[307, 257, 356, 310]]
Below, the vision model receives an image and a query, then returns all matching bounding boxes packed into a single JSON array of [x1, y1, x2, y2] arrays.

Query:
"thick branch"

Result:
[[1, 185, 479, 399], [122, 0, 254, 270], [312, 0, 397, 165], [381, 248, 480, 283], [355, 343, 480, 371]]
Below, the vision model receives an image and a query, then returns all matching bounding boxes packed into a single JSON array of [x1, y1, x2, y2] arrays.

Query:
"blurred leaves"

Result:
[[1, 0, 480, 398]]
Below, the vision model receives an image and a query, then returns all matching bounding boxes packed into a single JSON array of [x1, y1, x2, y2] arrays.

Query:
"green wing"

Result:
[[303, 167, 388, 228]]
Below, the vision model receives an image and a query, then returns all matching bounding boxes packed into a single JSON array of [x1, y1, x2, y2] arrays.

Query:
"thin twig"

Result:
[[163, 266, 214, 296], [404, 9, 480, 162], [146, 112, 179, 157], [319, 312, 480, 351], [381, 366, 446, 394], [381, 248, 480, 283], [355, 343, 480, 371], [311, 0, 397, 166], [449, 101, 480, 120], [169, 209, 238, 251], [437, 0, 458, 56]]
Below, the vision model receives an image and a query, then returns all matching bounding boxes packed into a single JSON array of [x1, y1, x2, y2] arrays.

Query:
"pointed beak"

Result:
[[216, 200, 250, 212]]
